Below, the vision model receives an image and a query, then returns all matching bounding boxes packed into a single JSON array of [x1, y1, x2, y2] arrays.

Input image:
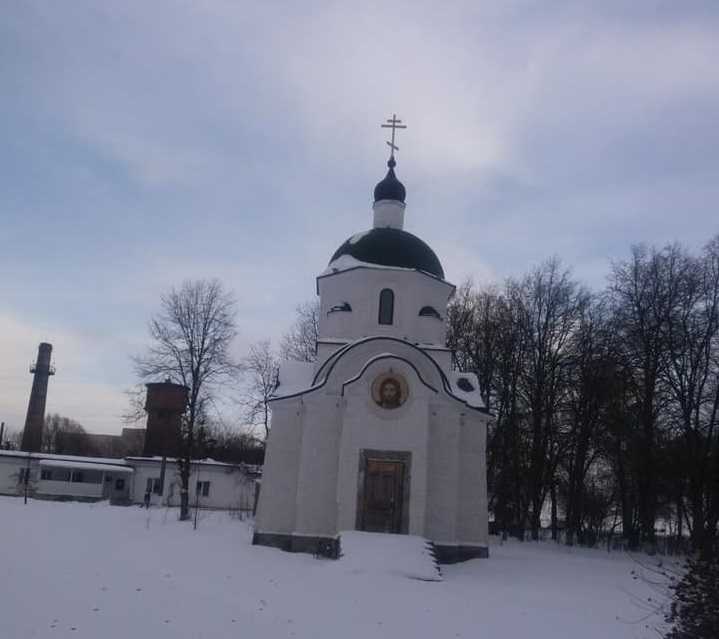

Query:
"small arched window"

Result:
[[328, 302, 352, 314], [457, 377, 475, 392], [378, 288, 394, 325], [419, 306, 442, 320]]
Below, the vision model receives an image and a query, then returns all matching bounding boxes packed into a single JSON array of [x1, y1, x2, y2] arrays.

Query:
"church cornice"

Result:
[[340, 353, 440, 396], [316, 264, 455, 296], [304, 335, 490, 413]]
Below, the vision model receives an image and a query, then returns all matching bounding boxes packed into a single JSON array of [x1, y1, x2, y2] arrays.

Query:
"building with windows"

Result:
[[127, 456, 255, 510], [0, 450, 256, 511], [253, 148, 490, 562]]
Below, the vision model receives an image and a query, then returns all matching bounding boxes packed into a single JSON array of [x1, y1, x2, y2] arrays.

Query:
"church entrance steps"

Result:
[[336, 531, 442, 581]]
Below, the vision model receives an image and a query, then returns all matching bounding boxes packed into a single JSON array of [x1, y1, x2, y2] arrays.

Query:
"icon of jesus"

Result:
[[378, 377, 402, 409]]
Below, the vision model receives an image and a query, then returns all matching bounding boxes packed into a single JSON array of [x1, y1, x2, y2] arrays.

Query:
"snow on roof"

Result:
[[272, 360, 316, 399], [39, 459, 134, 473], [0, 450, 132, 466], [124, 456, 243, 469], [0, 450, 250, 471], [348, 230, 370, 245], [320, 254, 415, 277], [317, 337, 350, 345], [448, 372, 485, 408]]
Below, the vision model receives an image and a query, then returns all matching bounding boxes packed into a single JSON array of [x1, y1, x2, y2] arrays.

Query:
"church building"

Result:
[[254, 119, 490, 562]]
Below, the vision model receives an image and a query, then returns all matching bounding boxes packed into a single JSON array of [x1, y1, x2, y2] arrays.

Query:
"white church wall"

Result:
[[318, 338, 447, 399], [425, 402, 461, 543], [316, 341, 347, 372], [336, 359, 435, 536], [456, 413, 489, 546], [254, 402, 303, 534], [421, 346, 453, 372], [293, 395, 342, 536], [318, 268, 452, 349], [372, 199, 405, 229]]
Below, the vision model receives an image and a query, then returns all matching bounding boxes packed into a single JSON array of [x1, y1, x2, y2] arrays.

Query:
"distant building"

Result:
[[57, 428, 145, 458], [0, 450, 256, 510]]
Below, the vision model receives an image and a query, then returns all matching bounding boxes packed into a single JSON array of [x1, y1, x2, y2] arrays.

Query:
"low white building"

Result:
[[254, 154, 491, 562], [0, 450, 256, 511], [0, 451, 133, 503], [127, 457, 256, 511]]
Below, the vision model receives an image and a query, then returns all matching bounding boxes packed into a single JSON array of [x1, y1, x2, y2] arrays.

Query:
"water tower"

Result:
[[143, 380, 188, 457]]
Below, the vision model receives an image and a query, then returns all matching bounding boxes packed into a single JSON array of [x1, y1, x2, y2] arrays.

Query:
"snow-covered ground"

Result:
[[0, 496, 668, 639]]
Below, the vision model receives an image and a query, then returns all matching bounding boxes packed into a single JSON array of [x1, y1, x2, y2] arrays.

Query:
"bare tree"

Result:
[[134, 279, 237, 521], [240, 340, 279, 440], [121, 384, 148, 425], [660, 237, 719, 554], [43, 413, 86, 454], [518, 258, 590, 540], [609, 244, 685, 547], [280, 300, 320, 363], [200, 419, 265, 464], [446, 238, 719, 552], [1, 427, 22, 450]]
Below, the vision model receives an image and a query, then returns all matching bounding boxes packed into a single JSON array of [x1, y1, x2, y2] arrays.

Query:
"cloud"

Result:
[[0, 313, 133, 435], [1, 1, 717, 433]]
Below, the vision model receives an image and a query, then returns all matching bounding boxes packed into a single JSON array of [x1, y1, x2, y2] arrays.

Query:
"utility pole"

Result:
[[23, 452, 31, 505], [193, 462, 201, 531]]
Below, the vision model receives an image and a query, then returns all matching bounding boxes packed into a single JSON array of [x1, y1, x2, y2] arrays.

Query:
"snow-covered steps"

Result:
[[337, 531, 442, 581]]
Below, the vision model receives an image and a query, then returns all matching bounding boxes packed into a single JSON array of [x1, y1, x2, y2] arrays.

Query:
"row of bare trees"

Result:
[[448, 238, 719, 555]]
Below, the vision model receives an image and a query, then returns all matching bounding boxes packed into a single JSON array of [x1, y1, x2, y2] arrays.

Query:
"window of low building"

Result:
[[196, 480, 210, 497], [70, 469, 103, 484], [146, 477, 162, 495]]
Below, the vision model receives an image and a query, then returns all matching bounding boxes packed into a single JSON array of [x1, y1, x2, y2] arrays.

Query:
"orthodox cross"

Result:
[[381, 114, 407, 157]]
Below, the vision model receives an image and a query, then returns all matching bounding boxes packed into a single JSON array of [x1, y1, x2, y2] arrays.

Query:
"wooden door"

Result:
[[362, 459, 404, 533]]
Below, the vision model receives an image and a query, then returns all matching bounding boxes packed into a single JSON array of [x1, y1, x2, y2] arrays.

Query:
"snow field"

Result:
[[0, 496, 667, 639]]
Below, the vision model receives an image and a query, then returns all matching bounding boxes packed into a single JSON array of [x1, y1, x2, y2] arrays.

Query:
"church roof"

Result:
[[329, 227, 445, 279], [373, 156, 406, 203]]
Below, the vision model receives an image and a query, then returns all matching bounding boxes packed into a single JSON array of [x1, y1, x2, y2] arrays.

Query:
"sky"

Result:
[[1, 1, 718, 435]]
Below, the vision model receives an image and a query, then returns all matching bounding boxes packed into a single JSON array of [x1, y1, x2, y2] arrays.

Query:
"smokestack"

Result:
[[21, 342, 55, 453]]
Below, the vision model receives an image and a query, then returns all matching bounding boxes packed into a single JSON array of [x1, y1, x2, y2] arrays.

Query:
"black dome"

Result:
[[374, 157, 406, 203], [330, 228, 445, 279]]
